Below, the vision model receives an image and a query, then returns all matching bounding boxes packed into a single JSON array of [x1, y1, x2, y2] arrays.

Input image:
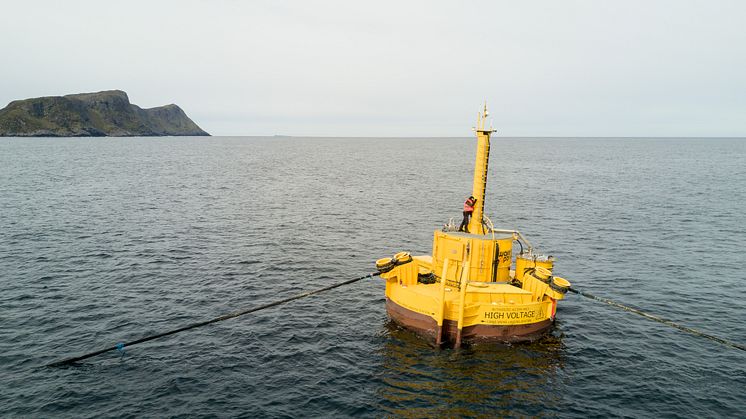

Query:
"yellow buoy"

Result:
[[374, 104, 573, 346]]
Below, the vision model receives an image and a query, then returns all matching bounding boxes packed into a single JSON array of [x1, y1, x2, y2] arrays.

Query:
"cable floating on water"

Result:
[[46, 272, 380, 367], [568, 287, 746, 352]]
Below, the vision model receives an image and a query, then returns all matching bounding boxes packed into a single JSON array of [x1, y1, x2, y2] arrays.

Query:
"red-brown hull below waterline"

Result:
[[385, 298, 553, 345]]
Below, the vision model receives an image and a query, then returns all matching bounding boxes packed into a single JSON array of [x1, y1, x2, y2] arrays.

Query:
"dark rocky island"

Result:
[[0, 90, 209, 137]]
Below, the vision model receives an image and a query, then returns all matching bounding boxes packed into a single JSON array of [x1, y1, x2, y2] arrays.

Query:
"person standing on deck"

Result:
[[459, 196, 477, 232]]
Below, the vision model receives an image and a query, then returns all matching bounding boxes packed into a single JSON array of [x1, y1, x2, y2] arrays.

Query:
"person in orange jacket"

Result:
[[459, 196, 477, 232]]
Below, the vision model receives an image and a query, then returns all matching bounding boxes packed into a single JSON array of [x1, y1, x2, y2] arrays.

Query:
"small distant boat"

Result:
[[375, 105, 571, 347]]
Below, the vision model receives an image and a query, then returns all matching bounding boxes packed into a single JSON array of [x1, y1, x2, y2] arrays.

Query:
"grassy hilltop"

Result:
[[0, 90, 209, 137]]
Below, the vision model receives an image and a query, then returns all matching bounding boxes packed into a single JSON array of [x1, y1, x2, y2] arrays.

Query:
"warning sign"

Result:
[[481, 303, 549, 325]]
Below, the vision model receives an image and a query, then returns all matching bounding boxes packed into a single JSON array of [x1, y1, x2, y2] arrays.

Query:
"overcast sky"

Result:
[[1, 0, 744, 136]]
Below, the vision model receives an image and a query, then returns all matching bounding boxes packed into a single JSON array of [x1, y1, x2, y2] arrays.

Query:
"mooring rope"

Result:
[[568, 287, 746, 352], [46, 272, 380, 367]]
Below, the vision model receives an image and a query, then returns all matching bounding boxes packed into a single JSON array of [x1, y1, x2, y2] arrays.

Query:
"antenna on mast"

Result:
[[476, 101, 495, 133]]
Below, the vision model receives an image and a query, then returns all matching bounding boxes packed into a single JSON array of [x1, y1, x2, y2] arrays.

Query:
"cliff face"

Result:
[[0, 90, 209, 137]]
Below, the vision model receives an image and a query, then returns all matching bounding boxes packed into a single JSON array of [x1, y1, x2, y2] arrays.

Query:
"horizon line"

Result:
[[204, 135, 746, 139]]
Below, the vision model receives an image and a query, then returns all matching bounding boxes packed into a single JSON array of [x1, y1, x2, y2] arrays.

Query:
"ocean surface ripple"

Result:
[[1, 136, 745, 417]]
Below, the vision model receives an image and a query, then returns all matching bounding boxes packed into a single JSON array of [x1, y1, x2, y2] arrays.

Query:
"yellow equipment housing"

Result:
[[432, 231, 513, 283], [515, 254, 554, 281]]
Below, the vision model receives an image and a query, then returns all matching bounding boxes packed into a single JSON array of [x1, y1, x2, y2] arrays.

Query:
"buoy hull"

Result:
[[386, 298, 552, 345]]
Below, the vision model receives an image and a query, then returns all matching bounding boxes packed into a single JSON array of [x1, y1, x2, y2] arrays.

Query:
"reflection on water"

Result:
[[375, 321, 566, 417]]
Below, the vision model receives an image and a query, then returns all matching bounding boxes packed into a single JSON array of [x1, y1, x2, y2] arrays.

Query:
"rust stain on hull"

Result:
[[386, 298, 552, 345]]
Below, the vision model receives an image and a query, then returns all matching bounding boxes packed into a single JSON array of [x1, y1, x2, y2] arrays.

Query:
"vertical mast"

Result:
[[468, 103, 496, 235]]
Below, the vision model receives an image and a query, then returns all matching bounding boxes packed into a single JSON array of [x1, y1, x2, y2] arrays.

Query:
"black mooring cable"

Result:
[[46, 272, 380, 367], [47, 272, 744, 367], [568, 287, 746, 352]]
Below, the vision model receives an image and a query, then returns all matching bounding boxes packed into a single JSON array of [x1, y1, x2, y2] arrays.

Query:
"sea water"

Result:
[[1, 136, 745, 417]]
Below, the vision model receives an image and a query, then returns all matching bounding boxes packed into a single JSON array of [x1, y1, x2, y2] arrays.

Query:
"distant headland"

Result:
[[0, 90, 209, 137]]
